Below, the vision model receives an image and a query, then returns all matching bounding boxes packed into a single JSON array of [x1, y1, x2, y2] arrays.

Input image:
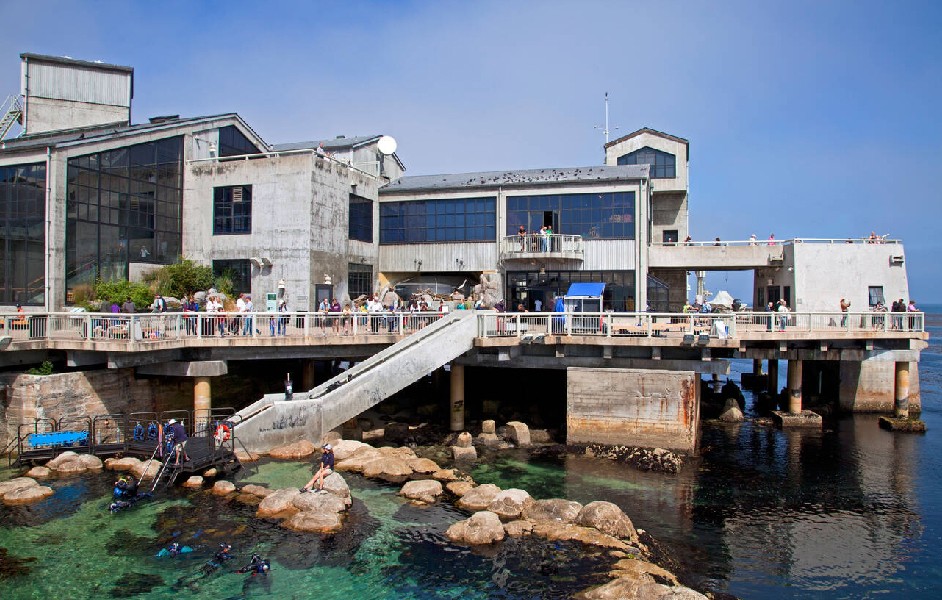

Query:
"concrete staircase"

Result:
[[232, 311, 478, 452]]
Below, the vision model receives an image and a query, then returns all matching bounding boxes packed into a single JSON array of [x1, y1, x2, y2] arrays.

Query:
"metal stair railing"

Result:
[[0, 95, 22, 139]]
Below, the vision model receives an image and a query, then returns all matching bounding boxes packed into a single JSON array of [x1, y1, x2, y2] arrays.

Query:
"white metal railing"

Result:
[[0, 310, 923, 347], [652, 237, 902, 247], [474, 311, 925, 339], [0, 311, 454, 346], [501, 233, 584, 257]]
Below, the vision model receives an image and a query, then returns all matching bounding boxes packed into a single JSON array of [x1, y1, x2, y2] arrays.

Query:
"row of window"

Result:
[[66, 137, 185, 295], [209, 259, 373, 302], [380, 197, 496, 244], [617, 146, 676, 179], [0, 164, 47, 305]]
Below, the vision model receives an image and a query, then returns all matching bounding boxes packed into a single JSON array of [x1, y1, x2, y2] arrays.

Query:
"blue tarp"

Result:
[[566, 283, 606, 297]]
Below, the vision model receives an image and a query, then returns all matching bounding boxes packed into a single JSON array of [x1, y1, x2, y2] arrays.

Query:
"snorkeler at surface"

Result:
[[236, 554, 271, 575], [156, 542, 194, 558], [171, 543, 235, 591]]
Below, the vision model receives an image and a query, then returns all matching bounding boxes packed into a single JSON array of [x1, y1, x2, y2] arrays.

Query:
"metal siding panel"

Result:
[[379, 242, 497, 273], [28, 62, 131, 106], [582, 239, 636, 270]]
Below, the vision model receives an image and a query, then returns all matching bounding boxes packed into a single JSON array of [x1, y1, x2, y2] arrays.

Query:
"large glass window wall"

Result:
[[506, 191, 635, 240], [506, 269, 636, 312], [66, 136, 183, 300], [0, 163, 46, 305], [617, 146, 676, 179], [380, 197, 495, 244]]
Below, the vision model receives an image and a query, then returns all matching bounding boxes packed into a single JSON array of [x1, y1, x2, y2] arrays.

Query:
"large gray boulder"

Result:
[[486, 488, 533, 521], [445, 511, 506, 545], [212, 480, 237, 495], [282, 510, 343, 534], [0, 477, 53, 505], [256, 488, 301, 518], [575, 501, 637, 541], [362, 456, 412, 483], [399, 480, 444, 504], [407, 457, 441, 474], [523, 498, 584, 524], [269, 440, 317, 460], [292, 491, 348, 514], [456, 483, 501, 511]]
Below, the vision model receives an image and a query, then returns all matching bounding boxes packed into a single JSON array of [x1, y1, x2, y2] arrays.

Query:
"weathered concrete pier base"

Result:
[[878, 361, 926, 432], [566, 367, 700, 453], [450, 363, 465, 432]]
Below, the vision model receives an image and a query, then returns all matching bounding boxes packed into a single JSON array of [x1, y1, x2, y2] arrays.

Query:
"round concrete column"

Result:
[[894, 361, 910, 419], [450, 364, 465, 432], [194, 376, 212, 431], [767, 359, 779, 396], [301, 359, 316, 392], [787, 359, 803, 415]]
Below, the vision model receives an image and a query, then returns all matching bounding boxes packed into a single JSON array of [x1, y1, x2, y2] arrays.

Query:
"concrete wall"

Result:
[[839, 359, 921, 413], [186, 153, 381, 310], [566, 367, 699, 453], [0, 369, 191, 448], [604, 131, 689, 195], [792, 242, 910, 312], [23, 97, 129, 135]]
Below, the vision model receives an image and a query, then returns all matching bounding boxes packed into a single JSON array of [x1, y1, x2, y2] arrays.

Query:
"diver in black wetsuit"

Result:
[[172, 543, 235, 591], [109, 475, 151, 513], [237, 553, 272, 595]]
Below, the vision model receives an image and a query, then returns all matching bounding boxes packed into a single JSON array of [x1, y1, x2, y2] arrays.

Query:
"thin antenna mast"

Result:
[[594, 92, 618, 144]]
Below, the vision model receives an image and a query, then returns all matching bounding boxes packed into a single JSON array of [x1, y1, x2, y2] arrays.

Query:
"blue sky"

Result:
[[2, 0, 940, 300]]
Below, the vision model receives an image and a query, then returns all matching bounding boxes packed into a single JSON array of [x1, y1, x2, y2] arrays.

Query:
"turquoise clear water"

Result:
[[2, 307, 941, 598]]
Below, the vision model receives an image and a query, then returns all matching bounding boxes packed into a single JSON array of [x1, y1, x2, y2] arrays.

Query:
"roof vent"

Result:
[[149, 115, 180, 124], [335, 135, 345, 139]]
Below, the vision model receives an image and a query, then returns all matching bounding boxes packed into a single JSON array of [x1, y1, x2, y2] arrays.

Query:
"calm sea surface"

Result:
[[1, 308, 940, 599]]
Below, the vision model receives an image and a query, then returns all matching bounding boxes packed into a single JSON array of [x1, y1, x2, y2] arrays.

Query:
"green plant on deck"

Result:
[[144, 258, 214, 299], [26, 361, 54, 376], [214, 270, 236, 298], [94, 279, 153, 311]]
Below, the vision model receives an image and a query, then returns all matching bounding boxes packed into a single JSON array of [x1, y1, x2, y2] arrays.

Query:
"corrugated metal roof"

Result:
[[380, 164, 649, 194], [0, 113, 269, 155], [20, 53, 134, 74], [272, 135, 381, 152]]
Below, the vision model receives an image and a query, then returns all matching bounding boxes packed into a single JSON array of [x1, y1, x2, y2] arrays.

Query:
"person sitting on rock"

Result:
[[301, 443, 335, 493]]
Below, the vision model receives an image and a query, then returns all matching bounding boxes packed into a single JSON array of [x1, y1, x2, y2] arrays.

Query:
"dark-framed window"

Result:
[[349, 194, 373, 243], [213, 185, 252, 235], [662, 230, 678, 244], [348, 263, 373, 298], [0, 163, 46, 305], [66, 136, 183, 301], [505, 269, 636, 312], [505, 192, 635, 240], [218, 125, 261, 158], [869, 286, 885, 307], [380, 197, 495, 244], [213, 259, 251, 296], [617, 146, 676, 179]]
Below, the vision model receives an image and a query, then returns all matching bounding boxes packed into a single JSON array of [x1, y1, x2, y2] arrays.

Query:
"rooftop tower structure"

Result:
[[19, 53, 133, 136]]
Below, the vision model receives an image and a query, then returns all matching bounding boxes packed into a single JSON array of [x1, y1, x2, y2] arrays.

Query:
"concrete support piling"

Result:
[[894, 362, 910, 419], [787, 359, 803, 415], [450, 364, 465, 432], [194, 376, 211, 431], [302, 359, 316, 392], [767, 359, 779, 396]]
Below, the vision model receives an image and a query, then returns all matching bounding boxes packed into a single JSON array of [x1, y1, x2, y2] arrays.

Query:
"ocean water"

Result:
[[1, 308, 940, 599]]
